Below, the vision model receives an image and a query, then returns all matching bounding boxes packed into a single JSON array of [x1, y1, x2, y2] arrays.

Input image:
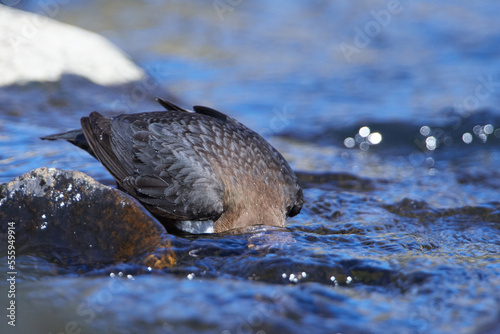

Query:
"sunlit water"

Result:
[[1, 1, 500, 333]]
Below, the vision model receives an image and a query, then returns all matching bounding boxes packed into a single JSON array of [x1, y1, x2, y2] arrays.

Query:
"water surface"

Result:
[[1, 1, 500, 333]]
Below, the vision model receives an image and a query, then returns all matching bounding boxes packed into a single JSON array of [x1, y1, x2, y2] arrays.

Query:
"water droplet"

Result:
[[359, 141, 370, 151], [346, 276, 352, 284], [67, 184, 72, 191], [187, 273, 195, 280], [355, 133, 364, 143], [425, 136, 437, 150], [110, 273, 115, 278], [462, 132, 473, 144], [420, 126, 431, 136], [484, 124, 494, 134], [359, 126, 370, 138], [41, 214, 46, 219], [301, 272, 307, 278], [74, 193, 81, 201], [40, 222, 48, 230], [479, 133, 487, 143], [282, 273, 287, 279], [473, 125, 482, 135], [367, 132, 382, 145], [344, 137, 356, 148]]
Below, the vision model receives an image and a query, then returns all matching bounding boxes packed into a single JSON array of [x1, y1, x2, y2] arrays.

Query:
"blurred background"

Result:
[[2, 0, 500, 187], [1, 1, 500, 333]]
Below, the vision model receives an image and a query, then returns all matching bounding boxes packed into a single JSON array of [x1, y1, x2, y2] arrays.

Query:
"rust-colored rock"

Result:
[[0, 167, 168, 268]]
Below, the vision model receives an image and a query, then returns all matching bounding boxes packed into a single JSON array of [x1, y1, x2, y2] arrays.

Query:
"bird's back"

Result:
[[48, 100, 303, 232]]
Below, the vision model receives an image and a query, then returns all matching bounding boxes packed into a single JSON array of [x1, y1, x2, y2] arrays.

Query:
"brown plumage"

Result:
[[42, 98, 303, 233]]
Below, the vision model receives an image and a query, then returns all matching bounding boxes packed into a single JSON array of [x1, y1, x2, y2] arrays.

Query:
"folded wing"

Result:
[[81, 108, 225, 222]]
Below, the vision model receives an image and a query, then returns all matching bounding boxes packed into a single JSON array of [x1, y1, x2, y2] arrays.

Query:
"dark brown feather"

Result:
[[44, 99, 303, 232]]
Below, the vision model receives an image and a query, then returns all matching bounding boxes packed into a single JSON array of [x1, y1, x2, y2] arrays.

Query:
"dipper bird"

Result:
[[42, 98, 303, 233]]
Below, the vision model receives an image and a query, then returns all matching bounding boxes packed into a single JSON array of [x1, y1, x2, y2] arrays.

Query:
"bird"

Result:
[[42, 98, 303, 233]]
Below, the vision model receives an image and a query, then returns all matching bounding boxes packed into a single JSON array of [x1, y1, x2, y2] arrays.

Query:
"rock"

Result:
[[0, 167, 168, 268], [0, 5, 179, 179], [0, 4, 144, 87]]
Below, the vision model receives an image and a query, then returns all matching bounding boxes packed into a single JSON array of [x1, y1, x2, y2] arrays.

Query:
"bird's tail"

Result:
[[41, 129, 96, 158]]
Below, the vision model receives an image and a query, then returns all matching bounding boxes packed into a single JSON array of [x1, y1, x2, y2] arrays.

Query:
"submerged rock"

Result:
[[0, 167, 168, 268]]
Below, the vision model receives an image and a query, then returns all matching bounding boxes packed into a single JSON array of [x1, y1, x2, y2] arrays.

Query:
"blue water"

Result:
[[1, 0, 500, 333]]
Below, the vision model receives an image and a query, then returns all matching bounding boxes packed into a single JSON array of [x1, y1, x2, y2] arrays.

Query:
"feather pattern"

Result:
[[51, 99, 303, 232]]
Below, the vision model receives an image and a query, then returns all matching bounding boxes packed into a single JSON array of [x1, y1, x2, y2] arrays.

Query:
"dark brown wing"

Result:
[[80, 110, 225, 222], [81, 112, 129, 181]]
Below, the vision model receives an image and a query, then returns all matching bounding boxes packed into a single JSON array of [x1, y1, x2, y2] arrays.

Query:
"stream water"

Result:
[[1, 1, 500, 333]]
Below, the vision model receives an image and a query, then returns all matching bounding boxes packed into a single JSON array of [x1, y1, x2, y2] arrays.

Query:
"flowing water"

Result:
[[1, 1, 500, 333]]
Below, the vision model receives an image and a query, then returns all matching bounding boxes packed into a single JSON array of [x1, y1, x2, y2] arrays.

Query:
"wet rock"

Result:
[[382, 198, 439, 220], [296, 171, 377, 191], [0, 167, 168, 268], [0, 5, 144, 87], [383, 198, 500, 223], [0, 5, 175, 125], [456, 169, 500, 189]]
